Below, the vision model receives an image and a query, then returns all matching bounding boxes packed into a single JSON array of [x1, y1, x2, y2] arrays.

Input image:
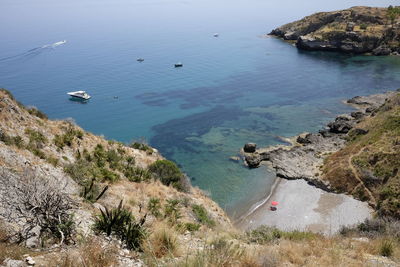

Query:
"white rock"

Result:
[[4, 259, 25, 267]]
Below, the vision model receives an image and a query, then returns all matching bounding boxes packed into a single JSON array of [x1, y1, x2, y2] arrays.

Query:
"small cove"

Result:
[[1, 0, 400, 220]]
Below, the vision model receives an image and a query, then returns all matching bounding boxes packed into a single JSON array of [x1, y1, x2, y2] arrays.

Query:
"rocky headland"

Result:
[[269, 6, 400, 55], [244, 90, 400, 219]]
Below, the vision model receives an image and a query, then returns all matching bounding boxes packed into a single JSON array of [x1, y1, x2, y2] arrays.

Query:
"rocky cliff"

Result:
[[270, 6, 400, 55]]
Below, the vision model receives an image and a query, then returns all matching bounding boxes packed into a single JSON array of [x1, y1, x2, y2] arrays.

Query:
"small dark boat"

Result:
[[137, 58, 144, 62], [174, 62, 183, 68]]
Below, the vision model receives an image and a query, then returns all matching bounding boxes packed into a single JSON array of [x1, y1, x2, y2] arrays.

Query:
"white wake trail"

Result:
[[0, 40, 67, 62]]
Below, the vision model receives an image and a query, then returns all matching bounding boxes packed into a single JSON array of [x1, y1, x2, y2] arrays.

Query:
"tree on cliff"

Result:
[[387, 5, 400, 27]]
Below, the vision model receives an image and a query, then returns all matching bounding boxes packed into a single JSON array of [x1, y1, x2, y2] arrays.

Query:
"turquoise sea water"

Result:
[[1, 0, 400, 219]]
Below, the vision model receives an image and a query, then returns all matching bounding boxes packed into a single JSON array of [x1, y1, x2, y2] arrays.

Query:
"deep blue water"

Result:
[[1, 0, 400, 219]]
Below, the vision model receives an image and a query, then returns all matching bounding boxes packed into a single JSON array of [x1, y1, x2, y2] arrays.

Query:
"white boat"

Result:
[[67, 91, 91, 100]]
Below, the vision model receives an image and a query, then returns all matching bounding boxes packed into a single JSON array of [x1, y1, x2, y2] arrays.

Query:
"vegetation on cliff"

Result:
[[323, 92, 400, 219], [270, 6, 400, 55]]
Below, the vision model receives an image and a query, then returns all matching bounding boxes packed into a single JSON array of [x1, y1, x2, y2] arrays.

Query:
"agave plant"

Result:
[[94, 200, 147, 251]]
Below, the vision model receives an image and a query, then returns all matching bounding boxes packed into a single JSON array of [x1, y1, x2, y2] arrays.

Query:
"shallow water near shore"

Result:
[[1, 0, 400, 220]]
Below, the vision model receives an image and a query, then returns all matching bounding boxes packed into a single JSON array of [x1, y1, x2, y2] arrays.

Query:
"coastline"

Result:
[[237, 91, 397, 234], [235, 178, 372, 235]]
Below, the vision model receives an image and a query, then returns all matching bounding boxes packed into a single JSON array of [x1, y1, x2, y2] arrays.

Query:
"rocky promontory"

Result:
[[244, 91, 397, 194], [269, 6, 400, 55]]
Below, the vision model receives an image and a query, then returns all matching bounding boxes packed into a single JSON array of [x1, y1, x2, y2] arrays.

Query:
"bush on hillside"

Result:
[[164, 199, 181, 224], [54, 127, 83, 149], [192, 204, 215, 227], [148, 160, 189, 191], [147, 197, 162, 218], [25, 128, 47, 149], [130, 142, 153, 153]]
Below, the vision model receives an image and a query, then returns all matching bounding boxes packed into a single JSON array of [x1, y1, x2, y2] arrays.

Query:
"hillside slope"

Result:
[[270, 6, 400, 55], [323, 93, 400, 219], [0, 89, 399, 266]]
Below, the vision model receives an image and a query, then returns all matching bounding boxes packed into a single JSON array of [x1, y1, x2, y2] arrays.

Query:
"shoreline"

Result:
[[237, 91, 397, 234], [233, 173, 281, 226], [235, 178, 373, 235]]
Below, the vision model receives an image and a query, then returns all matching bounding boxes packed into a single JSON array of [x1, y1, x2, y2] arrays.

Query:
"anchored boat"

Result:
[[174, 62, 183, 68], [67, 91, 91, 100]]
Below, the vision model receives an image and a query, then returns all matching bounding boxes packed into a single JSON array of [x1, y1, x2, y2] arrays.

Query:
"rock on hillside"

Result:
[[270, 6, 400, 55]]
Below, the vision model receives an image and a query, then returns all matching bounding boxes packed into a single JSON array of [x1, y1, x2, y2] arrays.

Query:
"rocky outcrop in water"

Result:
[[269, 6, 400, 55]]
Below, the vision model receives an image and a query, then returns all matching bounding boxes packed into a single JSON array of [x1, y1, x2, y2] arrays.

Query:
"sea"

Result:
[[1, 0, 400, 220]]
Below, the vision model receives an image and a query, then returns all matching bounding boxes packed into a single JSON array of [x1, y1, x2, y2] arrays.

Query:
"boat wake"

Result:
[[0, 40, 67, 62]]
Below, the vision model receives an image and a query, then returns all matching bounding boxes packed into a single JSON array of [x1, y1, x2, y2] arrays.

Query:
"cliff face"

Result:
[[270, 6, 400, 55]]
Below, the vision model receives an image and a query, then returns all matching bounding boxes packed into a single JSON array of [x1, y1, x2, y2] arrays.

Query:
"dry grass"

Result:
[[60, 238, 118, 267], [0, 221, 39, 262], [144, 225, 180, 259]]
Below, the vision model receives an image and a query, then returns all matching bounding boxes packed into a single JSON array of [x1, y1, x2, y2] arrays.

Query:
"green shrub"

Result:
[[93, 144, 107, 167], [148, 160, 187, 191], [25, 128, 47, 149], [126, 156, 135, 166], [0, 132, 24, 148], [12, 135, 24, 148], [148, 197, 162, 218], [64, 160, 100, 183], [124, 166, 151, 182], [183, 222, 201, 232], [380, 239, 394, 257], [360, 23, 368, 30], [54, 128, 84, 149], [164, 199, 181, 224], [94, 200, 147, 251], [192, 204, 215, 227], [100, 168, 120, 182], [246, 226, 282, 244], [130, 142, 153, 153], [106, 149, 123, 170]]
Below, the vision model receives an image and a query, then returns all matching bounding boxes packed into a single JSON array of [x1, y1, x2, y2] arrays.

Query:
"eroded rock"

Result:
[[243, 143, 257, 153]]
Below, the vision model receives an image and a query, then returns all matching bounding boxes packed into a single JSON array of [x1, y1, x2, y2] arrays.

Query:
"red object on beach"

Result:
[[271, 201, 279, 206]]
